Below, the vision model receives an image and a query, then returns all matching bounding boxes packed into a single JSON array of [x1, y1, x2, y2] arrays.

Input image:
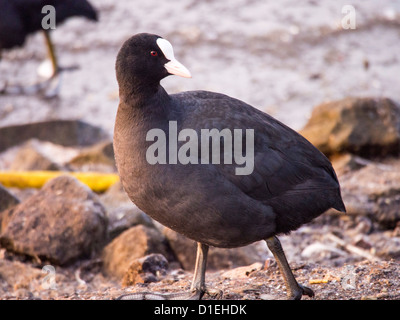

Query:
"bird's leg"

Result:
[[0, 50, 5, 94], [189, 242, 209, 299], [0, 31, 77, 97], [266, 236, 314, 300], [36, 30, 66, 98], [42, 30, 79, 75], [43, 30, 58, 77], [116, 242, 220, 300], [189, 242, 222, 299], [0, 32, 58, 96]]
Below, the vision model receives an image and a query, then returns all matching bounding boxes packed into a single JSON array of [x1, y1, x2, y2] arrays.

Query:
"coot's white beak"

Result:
[[164, 58, 192, 78], [156, 38, 192, 78]]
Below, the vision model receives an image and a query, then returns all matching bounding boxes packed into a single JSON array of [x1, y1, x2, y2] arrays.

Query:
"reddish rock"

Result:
[[300, 97, 400, 157], [102, 225, 173, 279], [0, 176, 107, 265], [122, 253, 169, 286]]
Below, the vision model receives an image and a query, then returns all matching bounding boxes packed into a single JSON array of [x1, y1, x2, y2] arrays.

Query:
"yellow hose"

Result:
[[0, 171, 120, 192]]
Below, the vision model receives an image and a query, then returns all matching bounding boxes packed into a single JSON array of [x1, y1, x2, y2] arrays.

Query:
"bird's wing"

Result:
[[0, 0, 26, 49], [171, 91, 341, 203]]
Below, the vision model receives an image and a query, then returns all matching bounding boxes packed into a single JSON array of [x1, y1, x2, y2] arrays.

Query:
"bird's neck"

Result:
[[118, 80, 159, 105], [117, 81, 172, 121]]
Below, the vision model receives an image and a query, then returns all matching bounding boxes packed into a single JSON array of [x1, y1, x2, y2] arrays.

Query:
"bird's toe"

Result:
[[289, 284, 315, 300]]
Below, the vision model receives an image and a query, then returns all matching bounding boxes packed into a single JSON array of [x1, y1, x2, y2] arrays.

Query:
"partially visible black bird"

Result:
[[0, 0, 97, 95], [114, 33, 346, 300]]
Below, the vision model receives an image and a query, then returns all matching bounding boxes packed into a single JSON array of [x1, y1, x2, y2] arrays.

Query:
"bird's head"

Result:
[[116, 33, 191, 90]]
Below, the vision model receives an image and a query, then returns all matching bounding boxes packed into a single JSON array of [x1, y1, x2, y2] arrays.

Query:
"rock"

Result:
[[100, 181, 132, 209], [353, 216, 373, 234], [339, 159, 400, 228], [122, 253, 169, 286], [352, 235, 372, 250], [67, 140, 116, 172], [102, 225, 173, 279], [0, 176, 107, 265], [369, 232, 400, 260], [375, 195, 400, 229], [393, 222, 400, 237], [8, 140, 63, 171], [0, 120, 109, 152], [0, 259, 44, 292], [0, 185, 20, 235], [331, 153, 367, 176], [0, 139, 79, 171], [11, 188, 38, 201], [0, 184, 20, 213], [162, 227, 267, 271], [301, 242, 346, 260], [107, 205, 154, 240], [0, 208, 15, 235], [160, 227, 197, 270], [100, 181, 154, 239], [300, 97, 400, 157]]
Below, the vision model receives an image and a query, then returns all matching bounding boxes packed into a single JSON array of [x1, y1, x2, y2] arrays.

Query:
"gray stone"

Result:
[[339, 159, 400, 228], [99, 181, 154, 239], [107, 204, 154, 240], [0, 120, 109, 152], [0, 184, 20, 213]]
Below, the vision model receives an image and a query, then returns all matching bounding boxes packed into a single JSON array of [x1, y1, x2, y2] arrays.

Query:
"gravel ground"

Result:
[[1, 1, 400, 301], [1, 215, 400, 301]]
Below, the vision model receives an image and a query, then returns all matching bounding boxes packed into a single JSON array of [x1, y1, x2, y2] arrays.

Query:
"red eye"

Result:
[[150, 51, 158, 56]]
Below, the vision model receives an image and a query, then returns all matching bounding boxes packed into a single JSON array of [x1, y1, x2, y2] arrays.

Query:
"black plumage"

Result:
[[114, 33, 346, 300], [0, 0, 97, 95], [0, 0, 97, 51]]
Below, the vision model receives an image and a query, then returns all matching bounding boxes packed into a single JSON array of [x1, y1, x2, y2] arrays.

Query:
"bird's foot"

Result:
[[116, 287, 222, 300], [288, 283, 314, 300]]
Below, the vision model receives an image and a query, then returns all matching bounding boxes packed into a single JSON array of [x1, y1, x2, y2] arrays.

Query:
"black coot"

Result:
[[114, 33, 346, 300], [0, 0, 97, 93]]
